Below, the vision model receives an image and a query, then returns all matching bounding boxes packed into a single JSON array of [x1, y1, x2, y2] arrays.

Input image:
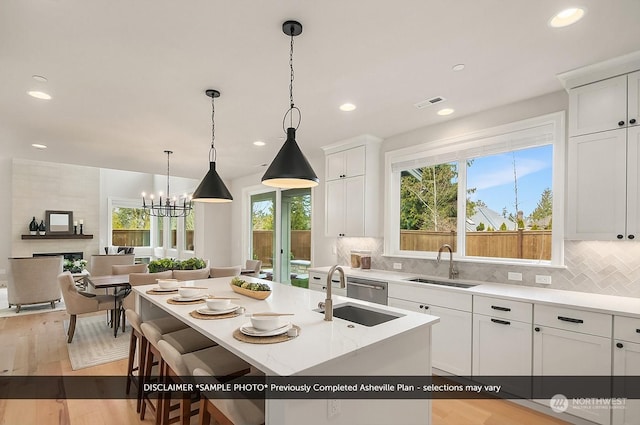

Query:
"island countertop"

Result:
[[134, 276, 439, 376]]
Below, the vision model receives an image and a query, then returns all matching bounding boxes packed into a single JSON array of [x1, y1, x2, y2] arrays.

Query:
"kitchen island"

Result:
[[134, 276, 439, 425]]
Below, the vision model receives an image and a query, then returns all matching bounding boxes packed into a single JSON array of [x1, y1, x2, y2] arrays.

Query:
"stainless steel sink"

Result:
[[405, 277, 478, 289], [314, 302, 404, 327]]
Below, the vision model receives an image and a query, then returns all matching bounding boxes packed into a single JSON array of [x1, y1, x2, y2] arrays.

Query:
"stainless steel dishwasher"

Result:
[[346, 276, 388, 305]]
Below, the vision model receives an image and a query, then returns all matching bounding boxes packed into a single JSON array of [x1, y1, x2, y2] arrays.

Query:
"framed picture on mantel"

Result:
[[46, 210, 73, 234]]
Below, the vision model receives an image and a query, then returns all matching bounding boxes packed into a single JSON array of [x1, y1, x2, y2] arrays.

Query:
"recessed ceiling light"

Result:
[[32, 75, 48, 83], [437, 108, 455, 116], [31, 143, 47, 149], [27, 90, 52, 100], [549, 7, 586, 28], [339, 103, 356, 112], [253, 140, 266, 146], [452, 64, 465, 72]]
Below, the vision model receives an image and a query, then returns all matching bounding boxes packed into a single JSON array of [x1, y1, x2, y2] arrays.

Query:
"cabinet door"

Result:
[[569, 75, 628, 136], [388, 298, 472, 376], [613, 340, 640, 425], [473, 315, 532, 376], [566, 129, 627, 240], [326, 151, 346, 181], [628, 70, 640, 129], [325, 179, 346, 237], [533, 326, 612, 425], [626, 126, 640, 239], [344, 145, 366, 177], [343, 176, 365, 237]]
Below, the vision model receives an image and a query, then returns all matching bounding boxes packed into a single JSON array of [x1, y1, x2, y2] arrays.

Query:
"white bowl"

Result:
[[178, 287, 201, 298], [250, 315, 283, 331], [206, 298, 231, 310], [157, 279, 179, 289]]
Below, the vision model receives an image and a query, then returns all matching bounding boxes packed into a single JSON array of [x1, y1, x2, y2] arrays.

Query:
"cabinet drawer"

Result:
[[309, 272, 327, 285], [614, 315, 640, 343], [534, 304, 612, 337], [389, 283, 472, 311], [473, 295, 532, 323]]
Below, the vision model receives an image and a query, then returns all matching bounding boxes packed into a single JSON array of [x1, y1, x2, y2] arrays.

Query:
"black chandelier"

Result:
[[142, 150, 193, 218], [262, 20, 319, 189]]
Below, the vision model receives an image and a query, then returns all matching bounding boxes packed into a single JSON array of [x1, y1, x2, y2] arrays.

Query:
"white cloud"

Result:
[[471, 158, 548, 190]]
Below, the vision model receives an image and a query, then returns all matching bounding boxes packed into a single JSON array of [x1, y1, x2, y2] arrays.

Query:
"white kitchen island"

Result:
[[134, 276, 439, 425]]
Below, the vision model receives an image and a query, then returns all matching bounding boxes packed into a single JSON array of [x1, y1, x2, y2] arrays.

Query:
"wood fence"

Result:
[[400, 230, 551, 260], [252, 230, 311, 267]]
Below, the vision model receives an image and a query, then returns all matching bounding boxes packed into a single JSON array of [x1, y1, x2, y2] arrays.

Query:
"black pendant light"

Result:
[[192, 89, 233, 203], [262, 20, 319, 189]]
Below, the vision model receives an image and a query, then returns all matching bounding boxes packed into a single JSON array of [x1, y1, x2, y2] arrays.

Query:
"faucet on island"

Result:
[[318, 264, 345, 321], [437, 244, 458, 280]]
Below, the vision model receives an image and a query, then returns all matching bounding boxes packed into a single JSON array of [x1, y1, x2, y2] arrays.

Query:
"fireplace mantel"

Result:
[[21, 234, 93, 240]]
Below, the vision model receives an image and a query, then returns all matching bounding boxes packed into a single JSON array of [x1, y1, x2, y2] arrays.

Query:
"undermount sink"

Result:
[[405, 277, 478, 289], [315, 302, 404, 327]]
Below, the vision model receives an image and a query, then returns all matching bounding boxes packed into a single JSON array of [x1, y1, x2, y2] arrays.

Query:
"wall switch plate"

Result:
[[536, 275, 552, 285], [331, 245, 337, 255], [393, 263, 402, 270], [508, 272, 523, 281], [328, 399, 341, 418]]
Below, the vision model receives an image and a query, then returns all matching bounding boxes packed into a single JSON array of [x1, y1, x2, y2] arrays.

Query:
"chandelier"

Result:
[[142, 150, 193, 218]]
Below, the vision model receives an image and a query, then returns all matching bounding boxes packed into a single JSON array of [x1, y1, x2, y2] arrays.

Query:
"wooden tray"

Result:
[[230, 284, 271, 300]]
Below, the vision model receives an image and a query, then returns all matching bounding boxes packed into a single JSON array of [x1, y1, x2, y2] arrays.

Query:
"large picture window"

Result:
[[386, 113, 564, 265]]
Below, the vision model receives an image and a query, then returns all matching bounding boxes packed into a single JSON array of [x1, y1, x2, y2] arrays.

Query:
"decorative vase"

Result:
[[29, 217, 38, 235], [38, 220, 46, 236]]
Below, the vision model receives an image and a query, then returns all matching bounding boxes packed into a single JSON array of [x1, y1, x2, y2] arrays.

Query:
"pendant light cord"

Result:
[[165, 150, 171, 206], [210, 96, 217, 162], [283, 27, 301, 133]]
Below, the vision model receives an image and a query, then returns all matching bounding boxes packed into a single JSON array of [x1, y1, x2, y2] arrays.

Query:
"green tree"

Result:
[[530, 188, 553, 222], [290, 194, 311, 230], [113, 207, 149, 230], [252, 201, 274, 230]]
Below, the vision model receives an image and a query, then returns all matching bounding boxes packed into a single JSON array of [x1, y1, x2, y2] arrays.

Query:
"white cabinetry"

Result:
[[613, 316, 640, 425], [308, 271, 346, 296], [323, 136, 381, 237], [533, 304, 612, 425], [389, 284, 472, 376], [567, 69, 640, 240], [472, 296, 532, 396]]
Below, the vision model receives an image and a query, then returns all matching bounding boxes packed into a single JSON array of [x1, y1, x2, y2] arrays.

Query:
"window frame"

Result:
[[384, 112, 565, 266], [107, 197, 155, 258]]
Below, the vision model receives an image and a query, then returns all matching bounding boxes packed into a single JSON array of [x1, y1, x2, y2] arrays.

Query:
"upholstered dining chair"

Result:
[[122, 270, 173, 312], [209, 266, 242, 278], [7, 256, 63, 313], [172, 268, 210, 281], [57, 272, 127, 343], [112, 264, 148, 275], [244, 260, 262, 277], [89, 254, 135, 276]]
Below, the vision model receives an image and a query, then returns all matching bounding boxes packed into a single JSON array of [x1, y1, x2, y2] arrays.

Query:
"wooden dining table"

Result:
[[85, 274, 131, 337]]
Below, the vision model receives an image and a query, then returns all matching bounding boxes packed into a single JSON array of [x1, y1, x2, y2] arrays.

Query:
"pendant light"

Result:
[[142, 150, 193, 217], [192, 89, 233, 203], [262, 20, 319, 189]]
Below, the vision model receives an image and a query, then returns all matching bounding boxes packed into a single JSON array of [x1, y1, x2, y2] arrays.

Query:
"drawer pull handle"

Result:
[[313, 277, 321, 280], [617, 342, 624, 349], [491, 305, 511, 312], [636, 329, 640, 334], [557, 316, 583, 324], [491, 318, 511, 325]]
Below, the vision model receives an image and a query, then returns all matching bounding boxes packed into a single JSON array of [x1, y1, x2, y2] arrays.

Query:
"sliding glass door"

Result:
[[250, 192, 277, 280]]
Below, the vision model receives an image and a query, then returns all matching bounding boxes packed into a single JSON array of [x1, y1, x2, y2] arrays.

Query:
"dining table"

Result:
[[86, 274, 131, 337]]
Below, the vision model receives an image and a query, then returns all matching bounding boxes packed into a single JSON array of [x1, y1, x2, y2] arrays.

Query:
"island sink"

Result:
[[315, 302, 404, 327], [406, 277, 478, 289]]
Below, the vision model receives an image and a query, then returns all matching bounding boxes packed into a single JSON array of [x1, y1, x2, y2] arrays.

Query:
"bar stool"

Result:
[[124, 309, 189, 413], [140, 321, 218, 423], [193, 368, 265, 425], [157, 340, 252, 425]]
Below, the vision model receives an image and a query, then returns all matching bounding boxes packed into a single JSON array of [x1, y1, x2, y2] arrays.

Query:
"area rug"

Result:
[[0, 288, 66, 318], [64, 314, 131, 370]]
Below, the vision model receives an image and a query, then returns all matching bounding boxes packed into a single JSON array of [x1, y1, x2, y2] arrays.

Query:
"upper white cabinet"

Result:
[[323, 136, 381, 237]]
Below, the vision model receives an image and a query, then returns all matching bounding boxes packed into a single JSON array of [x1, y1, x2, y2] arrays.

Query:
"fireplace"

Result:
[[33, 252, 83, 261]]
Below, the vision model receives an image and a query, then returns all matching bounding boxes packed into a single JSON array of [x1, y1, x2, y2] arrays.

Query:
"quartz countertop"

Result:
[[309, 266, 640, 318], [134, 277, 439, 376]]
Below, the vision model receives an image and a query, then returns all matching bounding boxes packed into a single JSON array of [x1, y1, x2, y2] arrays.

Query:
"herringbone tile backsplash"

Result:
[[336, 238, 640, 299]]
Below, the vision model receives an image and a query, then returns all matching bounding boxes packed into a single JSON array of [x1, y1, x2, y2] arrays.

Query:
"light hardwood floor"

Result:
[[0, 310, 569, 425]]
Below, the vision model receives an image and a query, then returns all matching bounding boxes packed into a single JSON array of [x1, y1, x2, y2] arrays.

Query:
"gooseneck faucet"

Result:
[[319, 265, 345, 321], [437, 244, 458, 280]]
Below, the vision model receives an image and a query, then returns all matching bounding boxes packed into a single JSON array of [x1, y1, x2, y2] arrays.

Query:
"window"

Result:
[[386, 113, 564, 265], [184, 208, 194, 251], [111, 206, 150, 247], [170, 217, 178, 249]]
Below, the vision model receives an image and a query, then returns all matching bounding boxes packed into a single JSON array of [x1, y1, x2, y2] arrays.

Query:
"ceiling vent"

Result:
[[414, 96, 446, 109]]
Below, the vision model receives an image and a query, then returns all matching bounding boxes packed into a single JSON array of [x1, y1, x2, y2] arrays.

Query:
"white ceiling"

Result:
[[2, 0, 640, 182]]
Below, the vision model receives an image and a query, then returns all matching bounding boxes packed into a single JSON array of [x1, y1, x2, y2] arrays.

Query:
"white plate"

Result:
[[152, 286, 179, 292], [240, 322, 292, 337], [196, 305, 240, 315], [171, 295, 205, 302]]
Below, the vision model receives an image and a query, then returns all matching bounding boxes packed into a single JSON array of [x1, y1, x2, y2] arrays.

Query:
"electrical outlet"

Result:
[[328, 399, 341, 418], [393, 263, 402, 270], [536, 275, 552, 285], [507, 272, 523, 281]]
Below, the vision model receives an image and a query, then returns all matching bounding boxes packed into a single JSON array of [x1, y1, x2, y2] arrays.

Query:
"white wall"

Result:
[[0, 157, 12, 285]]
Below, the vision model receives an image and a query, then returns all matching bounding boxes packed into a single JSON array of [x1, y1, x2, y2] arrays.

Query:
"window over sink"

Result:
[[386, 112, 564, 266]]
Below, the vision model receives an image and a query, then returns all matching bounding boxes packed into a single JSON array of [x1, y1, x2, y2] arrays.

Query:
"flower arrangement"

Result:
[[63, 259, 88, 273], [148, 257, 206, 273]]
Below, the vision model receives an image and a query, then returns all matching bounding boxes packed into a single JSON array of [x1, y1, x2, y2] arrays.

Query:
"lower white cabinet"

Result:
[[533, 309, 612, 425], [308, 271, 346, 296], [389, 297, 472, 376], [472, 315, 532, 377], [613, 315, 640, 425]]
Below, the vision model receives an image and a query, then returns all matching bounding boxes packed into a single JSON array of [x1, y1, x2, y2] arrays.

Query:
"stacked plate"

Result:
[[239, 322, 292, 337], [151, 286, 179, 292], [196, 304, 241, 316], [171, 295, 207, 302]]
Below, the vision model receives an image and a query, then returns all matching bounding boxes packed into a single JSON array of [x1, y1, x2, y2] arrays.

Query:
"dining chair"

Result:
[[172, 268, 210, 281], [112, 263, 148, 275], [8, 256, 63, 313], [244, 260, 262, 277], [122, 270, 174, 312], [209, 266, 242, 278], [89, 254, 135, 277]]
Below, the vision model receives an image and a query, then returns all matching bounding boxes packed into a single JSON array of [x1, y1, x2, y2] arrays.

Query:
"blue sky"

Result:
[[466, 145, 552, 217]]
